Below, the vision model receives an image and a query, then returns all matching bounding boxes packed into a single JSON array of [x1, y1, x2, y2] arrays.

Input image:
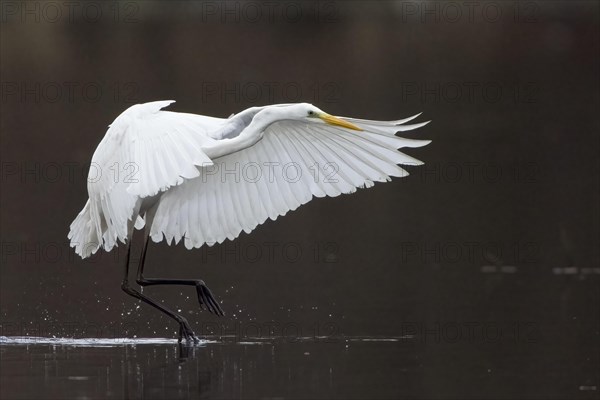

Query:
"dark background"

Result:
[[1, 1, 598, 398]]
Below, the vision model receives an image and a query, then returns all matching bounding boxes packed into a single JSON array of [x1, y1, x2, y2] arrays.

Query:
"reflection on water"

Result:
[[1, 336, 416, 399], [1, 334, 597, 399]]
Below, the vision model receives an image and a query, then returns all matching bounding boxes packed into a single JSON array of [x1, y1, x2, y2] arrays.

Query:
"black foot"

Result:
[[178, 318, 200, 344], [196, 281, 225, 316]]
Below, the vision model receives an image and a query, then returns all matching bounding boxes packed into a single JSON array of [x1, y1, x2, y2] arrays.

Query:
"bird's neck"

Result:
[[246, 107, 287, 133], [202, 108, 284, 159]]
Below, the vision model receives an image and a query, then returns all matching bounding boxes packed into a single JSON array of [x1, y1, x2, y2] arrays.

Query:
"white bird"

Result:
[[68, 101, 431, 342]]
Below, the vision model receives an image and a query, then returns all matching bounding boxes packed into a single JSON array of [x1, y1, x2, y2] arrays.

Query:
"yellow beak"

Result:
[[319, 114, 363, 131]]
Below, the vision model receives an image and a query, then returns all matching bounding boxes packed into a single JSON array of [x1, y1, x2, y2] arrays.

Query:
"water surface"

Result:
[[1, 334, 597, 399]]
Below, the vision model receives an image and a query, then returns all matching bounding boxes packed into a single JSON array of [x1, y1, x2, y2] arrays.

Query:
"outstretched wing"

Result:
[[69, 101, 223, 257], [150, 116, 431, 249]]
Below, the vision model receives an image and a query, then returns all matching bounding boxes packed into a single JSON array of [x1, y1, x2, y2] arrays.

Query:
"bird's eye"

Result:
[[308, 111, 314, 116]]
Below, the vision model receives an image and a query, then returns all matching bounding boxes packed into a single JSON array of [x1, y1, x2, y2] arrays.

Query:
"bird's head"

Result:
[[289, 103, 363, 131]]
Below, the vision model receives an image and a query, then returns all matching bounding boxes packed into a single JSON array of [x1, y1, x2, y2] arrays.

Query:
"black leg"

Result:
[[121, 241, 200, 343], [135, 233, 225, 316]]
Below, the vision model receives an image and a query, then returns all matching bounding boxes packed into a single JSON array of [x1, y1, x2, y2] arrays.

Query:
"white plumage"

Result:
[[69, 101, 431, 258]]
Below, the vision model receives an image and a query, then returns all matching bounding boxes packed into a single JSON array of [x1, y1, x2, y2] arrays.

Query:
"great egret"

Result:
[[68, 101, 431, 342]]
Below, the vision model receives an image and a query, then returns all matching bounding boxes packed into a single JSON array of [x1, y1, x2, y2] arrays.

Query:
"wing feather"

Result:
[[289, 126, 341, 197]]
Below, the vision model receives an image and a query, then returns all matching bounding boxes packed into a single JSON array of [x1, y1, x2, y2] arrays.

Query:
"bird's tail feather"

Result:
[[68, 199, 101, 259]]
